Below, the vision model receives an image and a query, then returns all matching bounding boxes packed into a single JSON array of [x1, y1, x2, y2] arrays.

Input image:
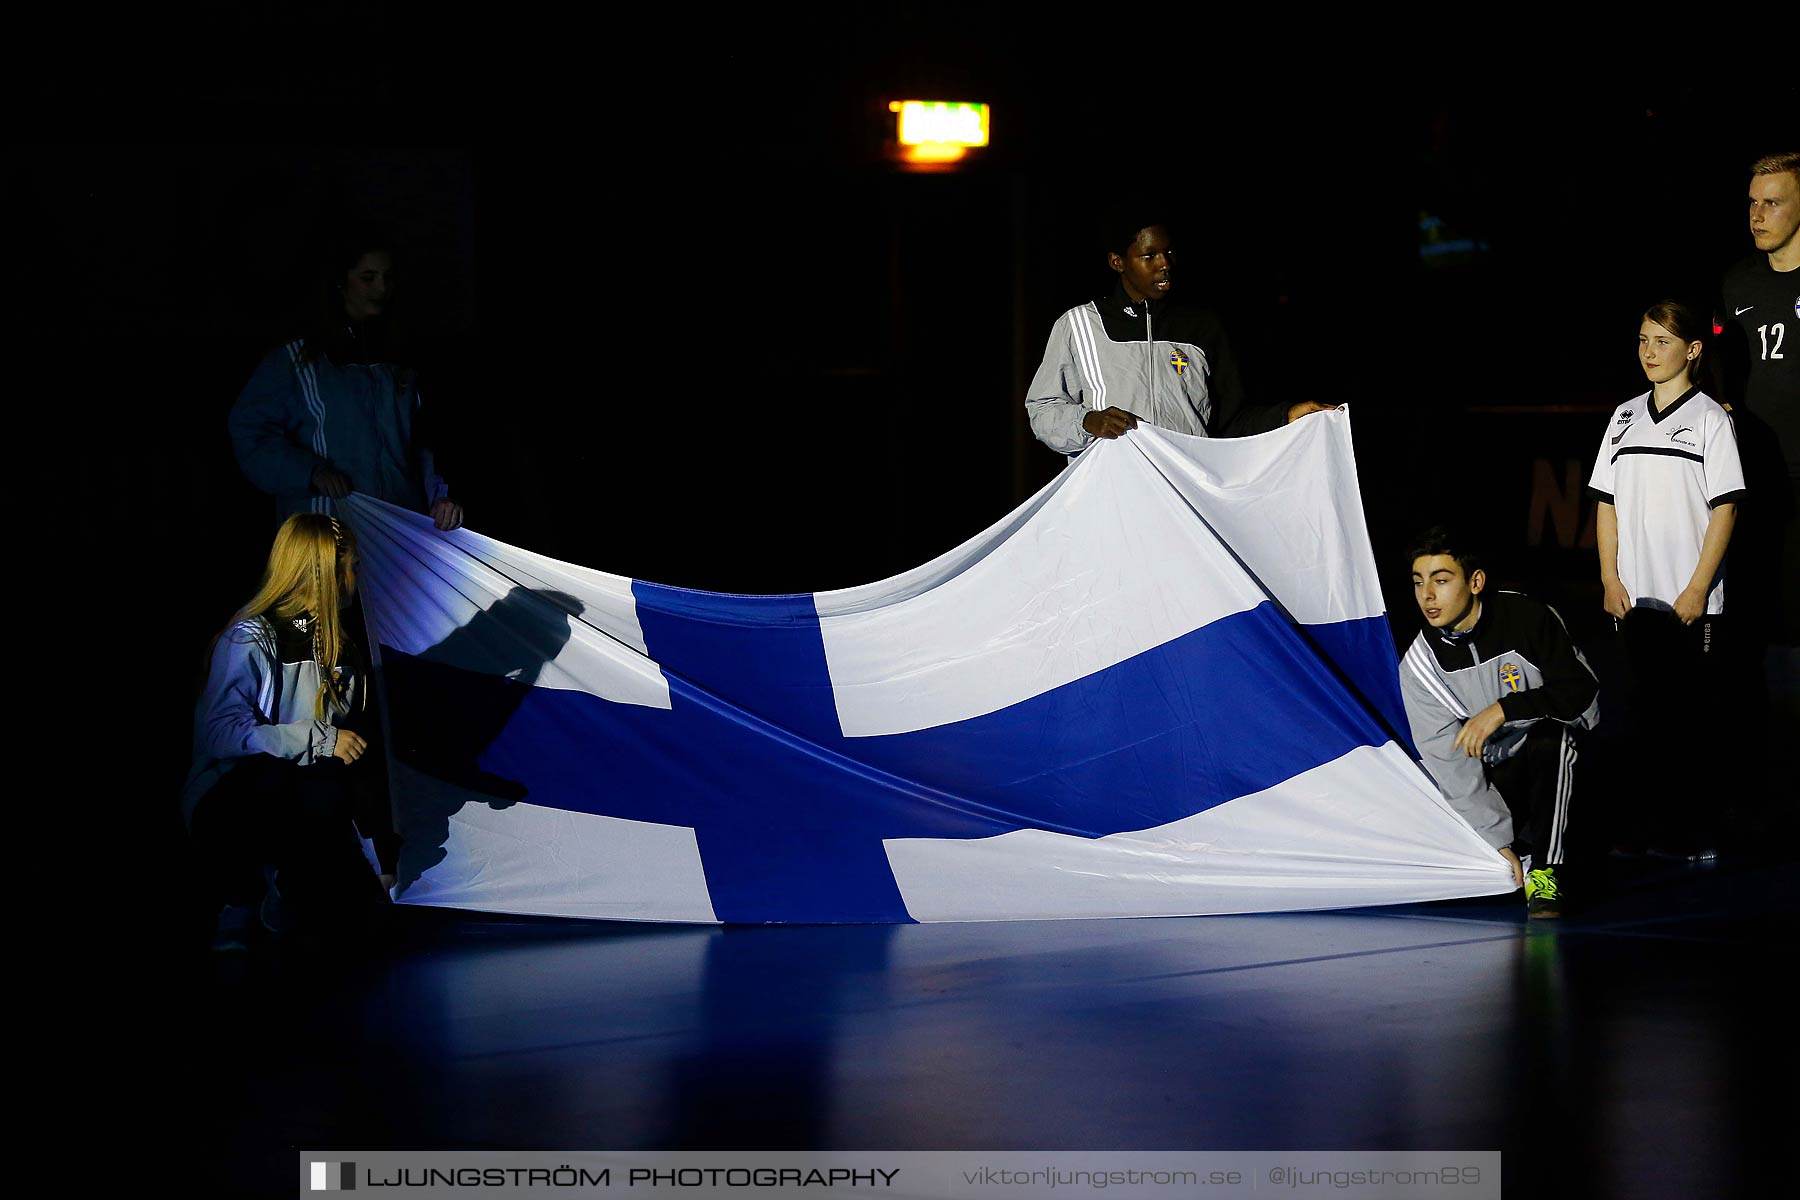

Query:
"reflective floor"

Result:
[[137, 857, 1794, 1198]]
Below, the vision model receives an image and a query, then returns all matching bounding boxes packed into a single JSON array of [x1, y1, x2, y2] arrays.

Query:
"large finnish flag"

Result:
[[346, 412, 1513, 923]]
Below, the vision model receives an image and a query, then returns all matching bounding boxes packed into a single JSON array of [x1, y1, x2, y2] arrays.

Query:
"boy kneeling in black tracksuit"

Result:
[[1398, 528, 1600, 918]]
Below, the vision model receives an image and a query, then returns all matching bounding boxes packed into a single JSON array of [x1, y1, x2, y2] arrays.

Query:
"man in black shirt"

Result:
[[1717, 152, 1800, 637], [1716, 151, 1799, 840]]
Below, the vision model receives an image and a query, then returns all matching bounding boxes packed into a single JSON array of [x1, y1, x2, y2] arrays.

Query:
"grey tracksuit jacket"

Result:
[[1398, 590, 1600, 849], [1025, 282, 1287, 455]]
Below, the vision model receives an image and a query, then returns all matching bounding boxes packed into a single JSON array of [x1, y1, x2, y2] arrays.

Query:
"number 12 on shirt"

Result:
[[1759, 323, 1787, 359]]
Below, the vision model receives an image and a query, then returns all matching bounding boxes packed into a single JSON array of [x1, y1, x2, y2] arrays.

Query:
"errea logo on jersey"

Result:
[[1617, 410, 1634, 425]]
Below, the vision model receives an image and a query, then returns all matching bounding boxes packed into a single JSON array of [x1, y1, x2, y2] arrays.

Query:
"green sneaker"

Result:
[[1525, 867, 1562, 919]]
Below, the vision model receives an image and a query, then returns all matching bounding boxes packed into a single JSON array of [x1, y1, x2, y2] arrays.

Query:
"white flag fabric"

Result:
[[344, 412, 1513, 923]]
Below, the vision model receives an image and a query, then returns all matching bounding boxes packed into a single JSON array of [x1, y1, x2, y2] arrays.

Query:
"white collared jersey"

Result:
[[1587, 387, 1746, 614]]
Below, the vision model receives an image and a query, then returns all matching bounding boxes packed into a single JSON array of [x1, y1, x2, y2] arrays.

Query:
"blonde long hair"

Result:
[[220, 513, 360, 718]]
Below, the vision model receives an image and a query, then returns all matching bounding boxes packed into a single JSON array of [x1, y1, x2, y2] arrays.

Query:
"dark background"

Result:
[[12, 12, 1798, 1186], [15, 13, 1794, 921]]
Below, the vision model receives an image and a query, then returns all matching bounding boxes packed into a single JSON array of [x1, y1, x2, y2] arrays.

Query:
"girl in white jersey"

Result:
[[1592, 301, 1744, 623], [1588, 300, 1746, 856]]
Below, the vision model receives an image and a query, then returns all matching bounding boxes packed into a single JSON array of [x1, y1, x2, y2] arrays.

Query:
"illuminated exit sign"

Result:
[[888, 100, 990, 164]]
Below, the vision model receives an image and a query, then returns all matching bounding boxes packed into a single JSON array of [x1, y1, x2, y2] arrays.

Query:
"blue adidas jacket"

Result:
[[230, 337, 448, 521]]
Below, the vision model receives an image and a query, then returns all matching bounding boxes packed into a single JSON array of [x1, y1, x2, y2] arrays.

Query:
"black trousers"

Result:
[[190, 755, 390, 924], [1486, 722, 1576, 868], [1618, 607, 1727, 848]]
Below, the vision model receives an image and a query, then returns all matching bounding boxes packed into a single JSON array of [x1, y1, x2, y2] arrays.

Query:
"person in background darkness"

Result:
[[1715, 153, 1800, 838], [231, 232, 465, 531]]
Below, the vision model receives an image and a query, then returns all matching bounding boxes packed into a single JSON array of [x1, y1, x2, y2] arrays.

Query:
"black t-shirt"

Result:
[[1718, 254, 1800, 476]]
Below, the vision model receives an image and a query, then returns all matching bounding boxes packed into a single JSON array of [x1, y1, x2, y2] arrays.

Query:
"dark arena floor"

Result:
[[130, 852, 1796, 1199]]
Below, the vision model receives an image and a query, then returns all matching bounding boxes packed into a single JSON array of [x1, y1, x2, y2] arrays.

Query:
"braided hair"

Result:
[[216, 513, 361, 718]]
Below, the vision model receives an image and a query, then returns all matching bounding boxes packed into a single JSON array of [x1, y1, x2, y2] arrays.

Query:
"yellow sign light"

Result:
[[888, 100, 990, 164]]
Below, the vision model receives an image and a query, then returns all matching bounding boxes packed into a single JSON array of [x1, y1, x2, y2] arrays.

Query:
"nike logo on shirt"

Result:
[[1735, 306, 1754, 315]]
